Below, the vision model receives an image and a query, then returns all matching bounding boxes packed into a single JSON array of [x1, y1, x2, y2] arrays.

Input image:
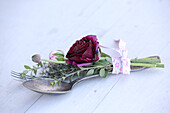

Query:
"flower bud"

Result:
[[32, 54, 41, 63]]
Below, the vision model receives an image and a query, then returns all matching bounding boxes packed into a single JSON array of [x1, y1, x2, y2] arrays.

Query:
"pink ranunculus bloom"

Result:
[[66, 35, 99, 67], [49, 51, 58, 65]]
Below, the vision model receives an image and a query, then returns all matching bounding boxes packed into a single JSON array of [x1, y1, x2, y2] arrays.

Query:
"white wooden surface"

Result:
[[0, 0, 170, 113]]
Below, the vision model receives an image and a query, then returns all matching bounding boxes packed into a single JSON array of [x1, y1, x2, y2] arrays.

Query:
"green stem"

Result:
[[131, 58, 161, 63], [63, 65, 107, 80], [100, 57, 161, 64], [42, 56, 164, 68], [99, 57, 106, 60], [41, 59, 66, 64], [54, 65, 112, 83], [99, 56, 164, 68], [130, 63, 164, 68]]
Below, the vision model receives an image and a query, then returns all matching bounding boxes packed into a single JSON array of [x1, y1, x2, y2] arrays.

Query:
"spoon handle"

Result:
[[70, 56, 160, 86]]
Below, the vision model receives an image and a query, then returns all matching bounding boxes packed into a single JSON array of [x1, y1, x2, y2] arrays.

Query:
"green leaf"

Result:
[[38, 62, 43, 67], [33, 66, 37, 75], [98, 47, 102, 57], [106, 57, 112, 64], [20, 70, 28, 77], [56, 57, 65, 61], [57, 80, 61, 86], [52, 50, 65, 61], [30, 71, 33, 78], [104, 70, 109, 78], [54, 54, 64, 57], [50, 78, 59, 86], [62, 76, 66, 81], [50, 81, 55, 86], [54, 77, 58, 81], [57, 50, 64, 55], [94, 61, 105, 66], [94, 68, 100, 74], [23, 70, 28, 75], [69, 76, 73, 82], [20, 73, 25, 78], [99, 47, 102, 54], [49, 65, 53, 71], [24, 65, 31, 69], [34, 69, 37, 75], [87, 69, 94, 75], [99, 68, 106, 78], [52, 50, 64, 57], [77, 71, 80, 77], [101, 52, 111, 58]]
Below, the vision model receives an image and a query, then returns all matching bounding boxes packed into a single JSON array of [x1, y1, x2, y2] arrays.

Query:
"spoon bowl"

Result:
[[23, 65, 144, 94], [23, 66, 147, 94], [23, 78, 73, 94]]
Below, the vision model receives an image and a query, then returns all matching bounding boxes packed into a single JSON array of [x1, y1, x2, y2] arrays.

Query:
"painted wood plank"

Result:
[[93, 0, 170, 112], [0, 0, 170, 113]]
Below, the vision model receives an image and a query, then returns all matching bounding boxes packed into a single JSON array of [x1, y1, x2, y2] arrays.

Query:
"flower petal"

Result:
[[77, 62, 92, 67], [82, 42, 93, 59]]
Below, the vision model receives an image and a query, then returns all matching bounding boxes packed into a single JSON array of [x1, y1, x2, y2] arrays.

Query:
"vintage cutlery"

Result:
[[11, 56, 159, 94]]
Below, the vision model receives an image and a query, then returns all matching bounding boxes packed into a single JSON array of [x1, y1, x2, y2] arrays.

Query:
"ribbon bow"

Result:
[[100, 39, 131, 74], [112, 40, 130, 74]]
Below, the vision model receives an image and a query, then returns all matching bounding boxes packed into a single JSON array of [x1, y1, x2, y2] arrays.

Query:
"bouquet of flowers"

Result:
[[17, 35, 164, 86]]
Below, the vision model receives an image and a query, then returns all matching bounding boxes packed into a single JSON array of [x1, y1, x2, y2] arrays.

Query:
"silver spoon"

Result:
[[22, 66, 148, 94], [23, 56, 160, 94], [23, 74, 99, 94]]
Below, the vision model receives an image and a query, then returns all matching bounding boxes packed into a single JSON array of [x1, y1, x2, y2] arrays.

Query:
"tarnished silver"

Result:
[[11, 66, 148, 94], [23, 75, 99, 94], [11, 56, 159, 94]]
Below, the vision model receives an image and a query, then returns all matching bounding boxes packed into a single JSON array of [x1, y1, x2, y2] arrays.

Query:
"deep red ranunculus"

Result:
[[66, 35, 99, 67]]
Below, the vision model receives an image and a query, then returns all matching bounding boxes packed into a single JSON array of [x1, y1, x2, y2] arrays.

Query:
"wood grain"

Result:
[[0, 0, 170, 113]]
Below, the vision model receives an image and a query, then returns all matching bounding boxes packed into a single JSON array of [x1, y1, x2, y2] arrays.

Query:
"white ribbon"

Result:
[[100, 39, 131, 74], [112, 40, 130, 74]]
